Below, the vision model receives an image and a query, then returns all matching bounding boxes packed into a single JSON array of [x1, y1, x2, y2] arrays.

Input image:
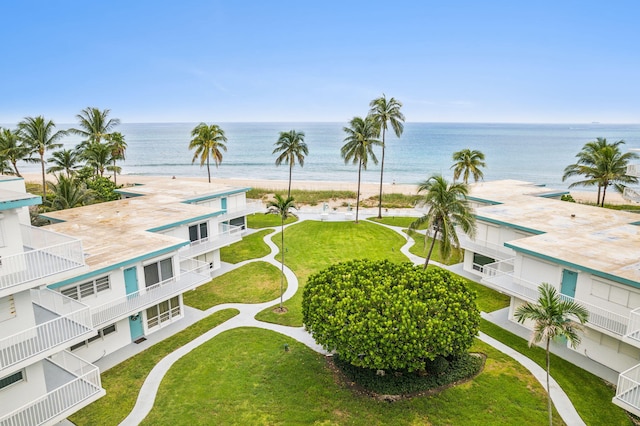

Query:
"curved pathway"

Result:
[[120, 213, 584, 426]]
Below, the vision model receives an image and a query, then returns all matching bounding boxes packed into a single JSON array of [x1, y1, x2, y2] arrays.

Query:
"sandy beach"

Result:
[[18, 172, 628, 206]]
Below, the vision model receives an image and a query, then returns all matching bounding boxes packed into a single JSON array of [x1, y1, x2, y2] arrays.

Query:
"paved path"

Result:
[[119, 212, 585, 425]]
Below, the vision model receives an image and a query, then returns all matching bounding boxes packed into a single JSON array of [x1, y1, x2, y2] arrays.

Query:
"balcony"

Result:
[[457, 232, 515, 260], [0, 351, 104, 426], [91, 258, 211, 327], [179, 224, 243, 258], [0, 225, 85, 296], [0, 289, 93, 374], [220, 200, 264, 220], [627, 164, 640, 178], [614, 363, 640, 417], [623, 187, 640, 203], [481, 261, 629, 336]]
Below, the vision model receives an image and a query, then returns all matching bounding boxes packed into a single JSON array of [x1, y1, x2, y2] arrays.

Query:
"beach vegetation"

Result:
[[47, 174, 92, 210], [369, 95, 405, 219], [409, 174, 476, 269], [81, 140, 113, 177], [247, 187, 356, 206], [273, 129, 308, 198], [220, 229, 273, 263], [188, 122, 228, 183], [0, 127, 30, 177], [361, 192, 422, 209], [47, 148, 82, 178], [68, 107, 121, 152], [303, 260, 480, 372], [451, 148, 486, 183], [266, 194, 297, 310], [341, 116, 381, 223], [85, 175, 120, 202], [514, 283, 589, 426], [562, 137, 639, 206], [107, 131, 127, 185]]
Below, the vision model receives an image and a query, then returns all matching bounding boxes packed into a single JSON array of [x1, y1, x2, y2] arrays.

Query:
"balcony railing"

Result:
[[221, 200, 264, 219], [0, 290, 92, 373], [623, 187, 640, 203], [457, 232, 515, 260], [0, 351, 104, 426], [627, 164, 640, 178], [481, 262, 629, 336], [91, 258, 211, 327], [180, 224, 243, 258], [0, 225, 85, 292], [614, 363, 640, 416], [626, 308, 640, 343]]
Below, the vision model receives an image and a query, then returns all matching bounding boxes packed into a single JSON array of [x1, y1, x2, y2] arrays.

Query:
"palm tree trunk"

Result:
[[546, 338, 552, 426], [601, 183, 608, 207], [40, 155, 46, 199], [113, 159, 117, 185], [377, 127, 386, 219], [355, 160, 362, 223], [280, 217, 285, 310], [206, 157, 211, 183], [288, 164, 292, 199], [423, 228, 438, 270], [596, 184, 602, 206], [12, 161, 21, 178]]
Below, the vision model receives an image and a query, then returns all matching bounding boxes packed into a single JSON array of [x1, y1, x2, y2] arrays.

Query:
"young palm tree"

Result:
[[0, 127, 30, 177], [107, 132, 127, 185], [69, 107, 120, 152], [47, 148, 82, 178], [514, 283, 588, 426], [409, 174, 475, 269], [267, 194, 297, 311], [18, 116, 66, 196], [341, 116, 381, 223], [273, 130, 308, 198], [369, 95, 405, 218], [48, 174, 92, 210], [82, 141, 113, 177], [189, 123, 228, 183], [451, 148, 486, 183]]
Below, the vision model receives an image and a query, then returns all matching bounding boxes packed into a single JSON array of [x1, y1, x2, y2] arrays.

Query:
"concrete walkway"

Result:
[[114, 210, 586, 425]]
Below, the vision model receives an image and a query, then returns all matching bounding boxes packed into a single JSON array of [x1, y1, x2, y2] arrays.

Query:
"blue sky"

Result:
[[2, 1, 639, 123]]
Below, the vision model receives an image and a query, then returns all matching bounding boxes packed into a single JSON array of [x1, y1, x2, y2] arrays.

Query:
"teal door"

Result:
[[124, 267, 144, 340], [560, 270, 577, 298], [221, 197, 227, 211]]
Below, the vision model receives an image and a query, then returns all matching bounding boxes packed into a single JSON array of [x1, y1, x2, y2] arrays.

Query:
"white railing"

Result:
[[0, 351, 103, 426], [0, 292, 92, 372], [615, 363, 640, 413], [0, 225, 85, 291], [180, 224, 243, 258], [559, 293, 628, 336], [457, 233, 515, 260], [223, 200, 264, 219], [91, 258, 210, 327], [623, 187, 640, 203], [627, 164, 640, 177], [626, 308, 640, 342]]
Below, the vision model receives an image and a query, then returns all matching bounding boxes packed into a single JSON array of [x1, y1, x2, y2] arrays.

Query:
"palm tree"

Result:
[[341, 116, 381, 223], [48, 174, 92, 210], [47, 148, 81, 178], [18, 116, 66, 196], [0, 127, 30, 177], [107, 132, 127, 185], [273, 130, 308, 198], [68, 107, 120, 152], [82, 141, 113, 177], [409, 174, 475, 269], [514, 283, 588, 426], [188, 123, 228, 183], [451, 148, 486, 183], [369, 95, 405, 218], [267, 194, 297, 311]]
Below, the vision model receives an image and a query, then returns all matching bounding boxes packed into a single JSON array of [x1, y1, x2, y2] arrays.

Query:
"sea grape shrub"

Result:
[[302, 259, 480, 372]]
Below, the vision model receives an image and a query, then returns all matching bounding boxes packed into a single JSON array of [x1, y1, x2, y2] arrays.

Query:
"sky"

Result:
[[2, 1, 639, 124]]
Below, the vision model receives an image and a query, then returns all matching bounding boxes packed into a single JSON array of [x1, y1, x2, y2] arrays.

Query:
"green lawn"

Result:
[[183, 262, 282, 310], [255, 220, 408, 326], [406, 230, 463, 265], [220, 229, 273, 263], [367, 216, 419, 227], [141, 327, 559, 426], [246, 213, 297, 229], [69, 309, 239, 426], [464, 278, 511, 313]]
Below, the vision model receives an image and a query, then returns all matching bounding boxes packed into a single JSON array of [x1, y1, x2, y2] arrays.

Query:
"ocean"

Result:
[[11, 122, 640, 190]]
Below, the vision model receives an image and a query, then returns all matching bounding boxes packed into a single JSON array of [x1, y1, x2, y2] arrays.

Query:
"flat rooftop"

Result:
[[116, 179, 249, 202]]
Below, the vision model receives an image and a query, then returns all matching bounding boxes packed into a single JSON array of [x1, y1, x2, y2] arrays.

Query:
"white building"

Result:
[[458, 180, 640, 416], [0, 177, 261, 425]]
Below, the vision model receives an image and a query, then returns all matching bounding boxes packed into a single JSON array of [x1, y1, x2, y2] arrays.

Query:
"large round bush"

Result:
[[302, 259, 480, 372]]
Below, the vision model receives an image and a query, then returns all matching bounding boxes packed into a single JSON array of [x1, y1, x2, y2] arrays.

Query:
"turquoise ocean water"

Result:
[[13, 122, 640, 190]]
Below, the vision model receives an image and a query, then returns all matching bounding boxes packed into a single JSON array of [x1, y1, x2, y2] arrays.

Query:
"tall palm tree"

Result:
[[273, 130, 308, 198], [188, 123, 228, 183], [0, 127, 30, 177], [107, 132, 127, 185], [47, 148, 82, 178], [267, 194, 297, 310], [69, 107, 120, 152], [341, 116, 381, 223], [82, 141, 113, 177], [451, 148, 486, 183], [409, 174, 475, 269], [515, 283, 588, 426], [18, 116, 66, 197], [48, 174, 92, 210], [369, 95, 405, 219]]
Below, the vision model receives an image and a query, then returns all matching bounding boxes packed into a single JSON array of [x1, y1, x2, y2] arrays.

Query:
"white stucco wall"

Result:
[[0, 361, 47, 414]]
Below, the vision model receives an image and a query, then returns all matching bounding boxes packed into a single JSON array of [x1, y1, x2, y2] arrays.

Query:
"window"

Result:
[[188, 222, 208, 242], [61, 276, 110, 300], [472, 253, 495, 272], [146, 296, 181, 328], [0, 370, 24, 390], [0, 295, 16, 322], [70, 324, 117, 351], [144, 259, 174, 287]]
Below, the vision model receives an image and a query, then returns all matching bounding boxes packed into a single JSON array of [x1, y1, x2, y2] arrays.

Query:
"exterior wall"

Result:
[[161, 219, 214, 241], [0, 361, 47, 414], [579, 329, 640, 373], [0, 178, 32, 224], [579, 275, 640, 315], [195, 250, 220, 271], [0, 290, 36, 340], [516, 255, 561, 287], [0, 209, 24, 262], [70, 317, 131, 363]]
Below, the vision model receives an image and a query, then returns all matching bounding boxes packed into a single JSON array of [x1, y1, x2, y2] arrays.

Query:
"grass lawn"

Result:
[[367, 216, 419, 227], [247, 188, 356, 206], [69, 309, 239, 426], [141, 327, 559, 426], [220, 229, 273, 263], [361, 193, 423, 208], [183, 262, 283, 310], [462, 276, 510, 313], [255, 220, 408, 326], [406, 230, 463, 265], [246, 213, 297, 229]]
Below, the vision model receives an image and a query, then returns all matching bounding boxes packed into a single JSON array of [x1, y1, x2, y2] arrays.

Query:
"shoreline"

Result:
[[16, 172, 630, 206]]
